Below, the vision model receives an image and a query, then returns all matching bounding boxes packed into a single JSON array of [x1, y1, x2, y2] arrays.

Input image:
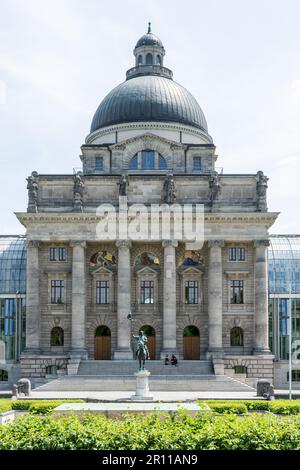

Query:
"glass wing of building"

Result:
[[269, 235, 300, 362], [0, 236, 26, 362]]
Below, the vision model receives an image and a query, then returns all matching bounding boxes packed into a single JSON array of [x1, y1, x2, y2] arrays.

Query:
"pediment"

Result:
[[91, 265, 114, 276], [110, 132, 184, 151], [178, 265, 204, 275], [135, 266, 159, 276]]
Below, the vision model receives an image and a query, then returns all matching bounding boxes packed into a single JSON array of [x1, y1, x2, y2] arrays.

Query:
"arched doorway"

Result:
[[183, 325, 200, 360], [140, 325, 156, 360], [94, 325, 111, 360]]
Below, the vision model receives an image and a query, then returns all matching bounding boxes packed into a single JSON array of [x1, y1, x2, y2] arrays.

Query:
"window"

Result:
[[229, 247, 245, 261], [51, 280, 64, 304], [287, 370, 300, 382], [141, 150, 155, 169], [138, 54, 143, 65], [95, 156, 103, 171], [193, 156, 202, 171], [96, 280, 110, 304], [230, 280, 244, 304], [146, 53, 153, 65], [50, 327, 64, 346], [3, 299, 14, 336], [156, 54, 161, 65], [230, 327, 244, 346], [130, 154, 138, 170], [234, 365, 247, 373], [50, 247, 66, 261], [159, 154, 167, 169], [140, 280, 154, 304], [0, 369, 8, 381], [185, 281, 198, 304]]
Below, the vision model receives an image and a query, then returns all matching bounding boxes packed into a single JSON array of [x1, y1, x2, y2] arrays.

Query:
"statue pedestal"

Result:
[[131, 370, 153, 401]]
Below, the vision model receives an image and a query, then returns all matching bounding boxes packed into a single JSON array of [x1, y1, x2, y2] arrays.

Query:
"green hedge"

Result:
[[2, 413, 300, 449], [200, 400, 300, 414], [11, 400, 85, 414], [0, 399, 12, 415], [203, 401, 247, 414]]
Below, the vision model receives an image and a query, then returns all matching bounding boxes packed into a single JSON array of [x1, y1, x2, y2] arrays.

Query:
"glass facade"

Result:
[[268, 235, 300, 361], [0, 236, 26, 361]]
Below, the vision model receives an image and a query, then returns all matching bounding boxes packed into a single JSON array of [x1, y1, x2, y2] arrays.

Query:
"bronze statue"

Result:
[[133, 330, 150, 370]]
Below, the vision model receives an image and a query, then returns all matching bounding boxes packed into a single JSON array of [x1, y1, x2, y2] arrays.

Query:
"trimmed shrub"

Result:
[[0, 399, 12, 415], [204, 401, 247, 414], [1, 413, 300, 450], [11, 400, 84, 414], [268, 401, 300, 415]]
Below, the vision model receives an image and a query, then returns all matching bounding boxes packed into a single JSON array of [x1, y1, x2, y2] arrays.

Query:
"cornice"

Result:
[[15, 211, 279, 229], [85, 121, 213, 145], [109, 132, 183, 151]]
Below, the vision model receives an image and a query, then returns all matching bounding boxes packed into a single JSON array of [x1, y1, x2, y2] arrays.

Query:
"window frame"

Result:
[[49, 246, 67, 262], [50, 280, 65, 304], [140, 280, 154, 304], [96, 280, 110, 305], [230, 280, 244, 304], [229, 247, 246, 262], [185, 280, 199, 305]]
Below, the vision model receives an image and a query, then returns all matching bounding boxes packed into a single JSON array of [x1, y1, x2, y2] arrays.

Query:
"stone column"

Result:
[[161, 240, 178, 358], [70, 241, 87, 357], [114, 240, 133, 359], [207, 240, 224, 357], [254, 239, 270, 354], [25, 240, 40, 353]]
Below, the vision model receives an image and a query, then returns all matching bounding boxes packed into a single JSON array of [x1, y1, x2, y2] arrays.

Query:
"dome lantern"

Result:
[[133, 22, 166, 69]]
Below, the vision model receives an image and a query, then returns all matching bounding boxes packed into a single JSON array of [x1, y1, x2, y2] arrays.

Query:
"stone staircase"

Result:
[[32, 360, 256, 393], [77, 360, 213, 376]]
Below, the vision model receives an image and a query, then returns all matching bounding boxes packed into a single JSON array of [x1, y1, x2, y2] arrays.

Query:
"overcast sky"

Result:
[[0, 0, 300, 234]]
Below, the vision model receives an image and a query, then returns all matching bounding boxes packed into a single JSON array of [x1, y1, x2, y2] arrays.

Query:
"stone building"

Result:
[[15, 26, 279, 384]]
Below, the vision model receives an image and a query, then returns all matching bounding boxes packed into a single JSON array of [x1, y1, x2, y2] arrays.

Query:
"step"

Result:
[[77, 360, 213, 376], [33, 374, 254, 393]]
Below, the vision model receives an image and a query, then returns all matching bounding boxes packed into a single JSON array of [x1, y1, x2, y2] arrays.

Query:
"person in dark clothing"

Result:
[[164, 354, 169, 365], [171, 354, 178, 366]]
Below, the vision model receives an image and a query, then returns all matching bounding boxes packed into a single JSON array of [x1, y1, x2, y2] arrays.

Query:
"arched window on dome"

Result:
[[156, 54, 161, 65], [130, 154, 138, 170], [138, 54, 143, 65], [159, 154, 167, 170], [141, 150, 155, 169], [146, 53, 153, 65]]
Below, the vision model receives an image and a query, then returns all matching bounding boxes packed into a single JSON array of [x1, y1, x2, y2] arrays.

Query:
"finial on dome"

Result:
[[148, 22, 151, 34]]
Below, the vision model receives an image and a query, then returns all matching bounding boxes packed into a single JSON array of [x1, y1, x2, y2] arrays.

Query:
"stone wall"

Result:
[[224, 355, 274, 380]]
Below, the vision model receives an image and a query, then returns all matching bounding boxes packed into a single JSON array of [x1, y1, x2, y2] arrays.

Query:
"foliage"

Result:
[[0, 399, 12, 415], [203, 401, 247, 414], [268, 401, 300, 415], [11, 400, 84, 414], [1, 412, 300, 450]]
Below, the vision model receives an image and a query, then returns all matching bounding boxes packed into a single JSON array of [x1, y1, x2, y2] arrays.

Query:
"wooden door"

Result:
[[183, 336, 200, 360], [147, 336, 155, 359], [94, 336, 111, 360]]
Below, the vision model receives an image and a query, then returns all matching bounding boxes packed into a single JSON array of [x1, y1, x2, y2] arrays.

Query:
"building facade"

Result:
[[269, 235, 300, 389], [11, 27, 279, 383]]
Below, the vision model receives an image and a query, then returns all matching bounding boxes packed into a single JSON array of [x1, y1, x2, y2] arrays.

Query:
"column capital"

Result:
[[26, 239, 40, 249], [162, 239, 178, 248], [254, 239, 270, 248], [70, 240, 86, 248], [116, 240, 132, 249], [207, 239, 225, 248]]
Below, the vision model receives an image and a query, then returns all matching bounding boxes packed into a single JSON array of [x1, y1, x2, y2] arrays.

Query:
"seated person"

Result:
[[171, 354, 178, 366], [164, 354, 169, 365]]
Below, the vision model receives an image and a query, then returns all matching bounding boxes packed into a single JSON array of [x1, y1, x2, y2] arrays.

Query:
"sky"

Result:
[[0, 0, 300, 234]]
